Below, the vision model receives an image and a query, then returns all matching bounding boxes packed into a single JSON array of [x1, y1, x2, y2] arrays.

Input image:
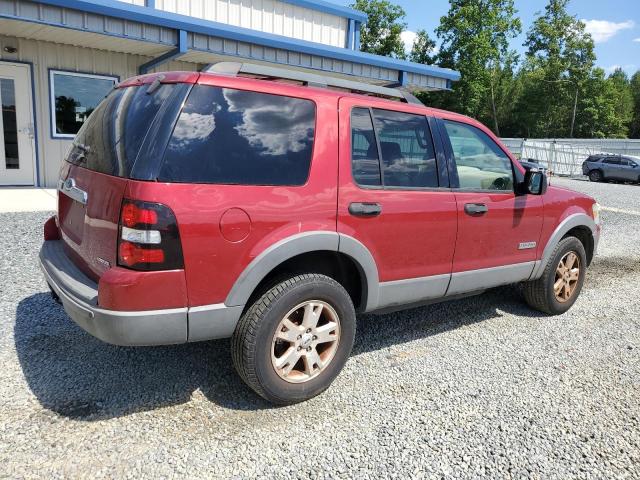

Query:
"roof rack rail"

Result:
[[202, 61, 424, 106]]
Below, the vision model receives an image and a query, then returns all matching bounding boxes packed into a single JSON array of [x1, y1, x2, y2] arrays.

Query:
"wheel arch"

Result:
[[224, 232, 379, 313], [530, 213, 598, 280]]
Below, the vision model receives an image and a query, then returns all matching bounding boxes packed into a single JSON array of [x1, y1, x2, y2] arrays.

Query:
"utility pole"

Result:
[[570, 86, 578, 138]]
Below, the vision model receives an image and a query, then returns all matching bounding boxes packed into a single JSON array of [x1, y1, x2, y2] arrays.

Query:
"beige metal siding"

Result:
[[148, 0, 348, 48], [0, 35, 198, 187]]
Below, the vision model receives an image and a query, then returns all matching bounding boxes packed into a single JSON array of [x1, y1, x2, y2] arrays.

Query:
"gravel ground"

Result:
[[1, 178, 639, 479]]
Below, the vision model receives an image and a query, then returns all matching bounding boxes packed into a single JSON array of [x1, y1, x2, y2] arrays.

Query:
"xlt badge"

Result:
[[96, 257, 111, 268]]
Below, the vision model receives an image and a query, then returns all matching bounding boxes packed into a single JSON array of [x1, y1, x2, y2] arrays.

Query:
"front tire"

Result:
[[588, 170, 603, 182], [232, 274, 356, 405], [522, 236, 587, 315]]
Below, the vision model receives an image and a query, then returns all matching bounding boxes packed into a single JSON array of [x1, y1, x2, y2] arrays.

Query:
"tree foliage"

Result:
[[350, 0, 407, 59], [433, 0, 521, 128], [354, 0, 637, 138], [409, 30, 437, 65], [628, 72, 640, 139]]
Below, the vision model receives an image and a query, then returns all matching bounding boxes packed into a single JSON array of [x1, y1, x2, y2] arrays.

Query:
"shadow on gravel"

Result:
[[15, 287, 536, 420]]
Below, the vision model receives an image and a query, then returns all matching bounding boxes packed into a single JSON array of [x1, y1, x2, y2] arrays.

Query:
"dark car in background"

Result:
[[519, 158, 549, 175], [582, 154, 640, 183]]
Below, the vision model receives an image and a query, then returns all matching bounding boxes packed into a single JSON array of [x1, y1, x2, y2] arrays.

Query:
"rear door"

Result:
[[437, 118, 543, 293], [337, 97, 457, 307], [58, 81, 188, 279]]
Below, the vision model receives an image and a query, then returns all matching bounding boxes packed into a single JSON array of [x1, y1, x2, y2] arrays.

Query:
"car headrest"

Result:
[[381, 142, 403, 162]]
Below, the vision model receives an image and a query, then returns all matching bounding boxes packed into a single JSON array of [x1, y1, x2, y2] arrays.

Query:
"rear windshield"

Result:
[[65, 84, 177, 177], [158, 85, 316, 186]]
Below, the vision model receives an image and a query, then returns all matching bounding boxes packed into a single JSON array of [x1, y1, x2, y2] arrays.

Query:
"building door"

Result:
[[0, 62, 36, 186]]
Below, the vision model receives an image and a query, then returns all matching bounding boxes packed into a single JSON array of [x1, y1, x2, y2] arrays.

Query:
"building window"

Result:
[[49, 70, 118, 138]]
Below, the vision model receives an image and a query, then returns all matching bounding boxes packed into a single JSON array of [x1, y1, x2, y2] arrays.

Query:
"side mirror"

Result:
[[518, 169, 547, 195]]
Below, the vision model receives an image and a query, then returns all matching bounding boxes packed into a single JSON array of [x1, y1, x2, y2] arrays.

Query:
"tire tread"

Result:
[[232, 274, 352, 404]]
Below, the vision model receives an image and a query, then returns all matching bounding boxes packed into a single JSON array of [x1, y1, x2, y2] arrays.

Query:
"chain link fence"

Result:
[[501, 138, 640, 176]]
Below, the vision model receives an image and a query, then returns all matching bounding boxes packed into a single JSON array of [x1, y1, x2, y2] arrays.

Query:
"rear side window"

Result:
[[351, 108, 382, 186], [372, 109, 437, 188], [350, 107, 438, 188], [603, 157, 621, 165], [66, 84, 176, 177], [158, 85, 316, 186]]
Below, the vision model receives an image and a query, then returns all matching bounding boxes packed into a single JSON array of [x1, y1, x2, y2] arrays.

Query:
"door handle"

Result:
[[464, 203, 488, 215], [349, 202, 382, 217], [58, 178, 88, 205]]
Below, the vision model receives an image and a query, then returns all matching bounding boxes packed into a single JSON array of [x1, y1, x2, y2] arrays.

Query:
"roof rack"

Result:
[[202, 61, 424, 106]]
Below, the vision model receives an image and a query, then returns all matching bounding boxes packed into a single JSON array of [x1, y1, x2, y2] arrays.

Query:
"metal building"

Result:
[[0, 0, 460, 187]]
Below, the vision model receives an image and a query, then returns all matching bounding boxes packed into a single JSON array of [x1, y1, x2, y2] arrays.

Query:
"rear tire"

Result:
[[232, 274, 356, 405], [522, 237, 587, 315], [588, 170, 603, 182]]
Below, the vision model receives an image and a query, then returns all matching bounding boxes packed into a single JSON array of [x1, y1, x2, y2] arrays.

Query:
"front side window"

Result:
[[443, 120, 514, 191], [50, 70, 118, 138], [159, 85, 316, 186]]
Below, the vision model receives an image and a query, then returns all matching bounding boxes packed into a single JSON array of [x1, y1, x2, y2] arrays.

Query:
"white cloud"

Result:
[[171, 112, 215, 148], [582, 19, 634, 43], [400, 30, 416, 54], [634, 38, 640, 42]]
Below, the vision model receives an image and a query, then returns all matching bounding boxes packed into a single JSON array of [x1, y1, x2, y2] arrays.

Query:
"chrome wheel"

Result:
[[271, 300, 341, 384], [554, 251, 581, 303]]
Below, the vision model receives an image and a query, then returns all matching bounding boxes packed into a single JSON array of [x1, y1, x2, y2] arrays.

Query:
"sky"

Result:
[[329, 0, 640, 76]]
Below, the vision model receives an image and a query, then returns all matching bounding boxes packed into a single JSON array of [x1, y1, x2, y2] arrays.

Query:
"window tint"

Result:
[[66, 84, 177, 177], [159, 85, 316, 185], [351, 108, 381, 186], [603, 157, 621, 165], [372, 109, 438, 188], [50, 70, 118, 137], [443, 120, 513, 191]]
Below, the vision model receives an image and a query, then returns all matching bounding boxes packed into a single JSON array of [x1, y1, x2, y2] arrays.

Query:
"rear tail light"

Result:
[[117, 199, 184, 271]]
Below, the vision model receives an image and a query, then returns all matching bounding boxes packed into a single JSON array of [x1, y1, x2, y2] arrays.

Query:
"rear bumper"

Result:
[[39, 240, 242, 346]]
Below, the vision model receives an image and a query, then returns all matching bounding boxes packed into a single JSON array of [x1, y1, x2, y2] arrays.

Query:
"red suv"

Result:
[[40, 64, 601, 404]]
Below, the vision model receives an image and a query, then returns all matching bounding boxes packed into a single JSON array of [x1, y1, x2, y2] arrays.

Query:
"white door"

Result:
[[0, 62, 36, 185]]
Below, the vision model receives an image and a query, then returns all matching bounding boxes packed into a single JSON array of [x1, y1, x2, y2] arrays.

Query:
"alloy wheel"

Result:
[[554, 251, 581, 303], [271, 300, 341, 383]]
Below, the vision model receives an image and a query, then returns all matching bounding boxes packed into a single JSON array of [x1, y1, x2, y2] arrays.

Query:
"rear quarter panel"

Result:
[[126, 80, 340, 308]]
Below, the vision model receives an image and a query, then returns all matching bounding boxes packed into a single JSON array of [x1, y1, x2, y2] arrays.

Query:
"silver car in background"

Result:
[[582, 154, 640, 183]]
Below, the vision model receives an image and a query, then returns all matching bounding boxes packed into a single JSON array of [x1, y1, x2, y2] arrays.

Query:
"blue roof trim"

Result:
[[30, 0, 460, 82], [279, 0, 367, 22], [139, 29, 187, 74]]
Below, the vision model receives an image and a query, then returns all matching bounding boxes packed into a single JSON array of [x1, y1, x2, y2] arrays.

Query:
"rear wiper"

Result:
[[146, 74, 166, 95]]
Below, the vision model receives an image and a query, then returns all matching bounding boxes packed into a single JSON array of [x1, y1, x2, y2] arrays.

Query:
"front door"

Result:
[[438, 118, 544, 294], [337, 97, 458, 309], [0, 62, 36, 185]]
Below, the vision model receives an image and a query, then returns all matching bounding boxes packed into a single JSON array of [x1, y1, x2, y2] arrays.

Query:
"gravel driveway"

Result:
[[1, 178, 638, 479]]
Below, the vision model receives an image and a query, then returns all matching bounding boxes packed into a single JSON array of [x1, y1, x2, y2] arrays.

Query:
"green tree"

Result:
[[607, 68, 634, 136], [627, 71, 640, 138], [431, 0, 522, 133], [574, 68, 627, 138], [350, 0, 407, 59], [409, 29, 437, 65], [521, 0, 595, 137]]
